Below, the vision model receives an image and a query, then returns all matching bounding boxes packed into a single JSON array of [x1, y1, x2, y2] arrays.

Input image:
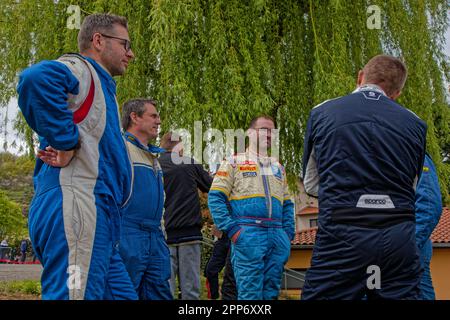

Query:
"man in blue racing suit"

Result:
[[301, 55, 427, 300], [119, 99, 172, 300], [415, 154, 442, 300], [17, 14, 137, 300]]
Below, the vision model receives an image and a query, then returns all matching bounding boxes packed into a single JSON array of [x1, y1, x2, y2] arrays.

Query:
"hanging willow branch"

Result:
[[0, 0, 449, 201]]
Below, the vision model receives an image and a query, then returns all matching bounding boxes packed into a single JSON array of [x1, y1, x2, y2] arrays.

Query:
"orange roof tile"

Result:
[[431, 207, 450, 244], [293, 207, 450, 246], [292, 227, 317, 246], [297, 206, 319, 216]]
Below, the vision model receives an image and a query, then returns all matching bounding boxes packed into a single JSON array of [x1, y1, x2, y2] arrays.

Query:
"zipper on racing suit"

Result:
[[121, 135, 134, 209], [152, 157, 162, 220], [260, 160, 272, 219]]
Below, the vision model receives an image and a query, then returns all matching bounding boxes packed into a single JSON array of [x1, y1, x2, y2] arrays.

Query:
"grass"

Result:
[[0, 280, 41, 299], [171, 275, 210, 300], [0, 274, 294, 300]]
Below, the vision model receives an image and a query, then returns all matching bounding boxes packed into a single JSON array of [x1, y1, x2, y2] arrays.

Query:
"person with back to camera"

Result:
[[301, 55, 427, 300]]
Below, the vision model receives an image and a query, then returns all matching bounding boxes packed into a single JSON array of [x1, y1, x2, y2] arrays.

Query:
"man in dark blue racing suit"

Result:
[[301, 55, 427, 300]]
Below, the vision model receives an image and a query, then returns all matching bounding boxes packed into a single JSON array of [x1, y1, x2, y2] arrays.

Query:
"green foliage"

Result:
[[0, 280, 41, 297], [0, 152, 34, 180], [0, 191, 27, 240], [0, 0, 449, 202], [0, 152, 34, 207]]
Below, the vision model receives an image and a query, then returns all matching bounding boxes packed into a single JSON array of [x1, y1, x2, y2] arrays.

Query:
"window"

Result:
[[309, 219, 318, 228]]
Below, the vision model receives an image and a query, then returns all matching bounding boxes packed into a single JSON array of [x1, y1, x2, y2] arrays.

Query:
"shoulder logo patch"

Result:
[[271, 164, 282, 180], [216, 171, 229, 177]]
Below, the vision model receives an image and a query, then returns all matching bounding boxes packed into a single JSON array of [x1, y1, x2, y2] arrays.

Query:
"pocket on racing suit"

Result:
[[155, 232, 172, 282]]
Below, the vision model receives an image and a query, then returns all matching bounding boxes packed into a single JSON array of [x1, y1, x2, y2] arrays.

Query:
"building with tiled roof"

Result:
[[293, 207, 450, 247], [294, 180, 319, 231], [431, 207, 450, 246], [284, 207, 450, 299], [292, 227, 317, 247]]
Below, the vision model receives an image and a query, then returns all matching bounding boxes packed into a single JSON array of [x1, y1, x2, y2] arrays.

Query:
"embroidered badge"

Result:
[[243, 172, 257, 178]]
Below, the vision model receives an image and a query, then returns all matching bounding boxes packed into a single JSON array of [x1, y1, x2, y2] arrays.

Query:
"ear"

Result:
[[178, 143, 184, 156], [91, 32, 104, 51], [130, 112, 139, 124], [357, 70, 364, 86]]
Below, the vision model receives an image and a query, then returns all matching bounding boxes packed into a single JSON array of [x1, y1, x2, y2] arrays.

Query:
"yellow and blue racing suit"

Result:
[[208, 152, 295, 300]]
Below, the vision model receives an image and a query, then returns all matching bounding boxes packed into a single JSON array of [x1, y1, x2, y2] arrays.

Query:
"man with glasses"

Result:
[[208, 116, 295, 300], [98, 33, 132, 51], [17, 14, 136, 300]]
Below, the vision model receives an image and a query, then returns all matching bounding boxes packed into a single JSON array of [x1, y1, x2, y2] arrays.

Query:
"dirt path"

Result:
[[0, 264, 42, 282]]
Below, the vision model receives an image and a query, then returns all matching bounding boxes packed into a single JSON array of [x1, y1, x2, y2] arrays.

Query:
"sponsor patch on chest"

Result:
[[238, 165, 257, 172], [242, 172, 257, 178]]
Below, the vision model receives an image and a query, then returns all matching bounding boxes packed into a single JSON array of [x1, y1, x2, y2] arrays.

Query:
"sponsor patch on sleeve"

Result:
[[216, 171, 229, 177]]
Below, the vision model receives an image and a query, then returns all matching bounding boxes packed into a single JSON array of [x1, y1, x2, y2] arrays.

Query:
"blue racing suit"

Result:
[[17, 54, 137, 300], [119, 132, 172, 300], [301, 84, 427, 300], [415, 154, 442, 300], [208, 151, 295, 300]]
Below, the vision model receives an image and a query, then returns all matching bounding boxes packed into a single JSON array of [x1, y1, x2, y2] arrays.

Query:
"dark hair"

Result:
[[78, 13, 128, 52], [121, 98, 157, 130], [362, 55, 408, 96], [248, 115, 275, 129]]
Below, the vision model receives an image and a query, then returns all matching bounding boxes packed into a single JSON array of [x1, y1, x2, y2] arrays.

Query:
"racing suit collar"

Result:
[[83, 56, 116, 83], [247, 148, 265, 163], [353, 83, 387, 96], [245, 149, 277, 167], [124, 131, 165, 155]]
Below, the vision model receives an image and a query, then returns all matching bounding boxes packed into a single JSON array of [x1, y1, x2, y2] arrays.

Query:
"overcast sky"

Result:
[[1, 27, 450, 156]]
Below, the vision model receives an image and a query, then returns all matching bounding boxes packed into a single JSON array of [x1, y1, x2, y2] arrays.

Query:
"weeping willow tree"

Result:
[[0, 0, 449, 201]]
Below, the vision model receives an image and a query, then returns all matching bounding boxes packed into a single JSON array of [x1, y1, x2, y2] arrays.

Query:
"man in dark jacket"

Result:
[[204, 225, 237, 300], [159, 132, 213, 300]]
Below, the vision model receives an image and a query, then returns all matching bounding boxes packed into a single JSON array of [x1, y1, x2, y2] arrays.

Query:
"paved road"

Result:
[[0, 264, 42, 282]]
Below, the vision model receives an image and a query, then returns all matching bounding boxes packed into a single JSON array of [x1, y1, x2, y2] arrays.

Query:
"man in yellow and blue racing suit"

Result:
[[208, 116, 295, 300]]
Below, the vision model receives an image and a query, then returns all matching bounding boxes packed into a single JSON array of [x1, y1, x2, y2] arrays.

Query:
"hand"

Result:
[[231, 229, 242, 244], [211, 225, 223, 239], [37, 146, 75, 168]]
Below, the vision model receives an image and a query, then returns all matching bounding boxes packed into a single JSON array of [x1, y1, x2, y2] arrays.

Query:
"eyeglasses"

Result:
[[96, 33, 132, 52]]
